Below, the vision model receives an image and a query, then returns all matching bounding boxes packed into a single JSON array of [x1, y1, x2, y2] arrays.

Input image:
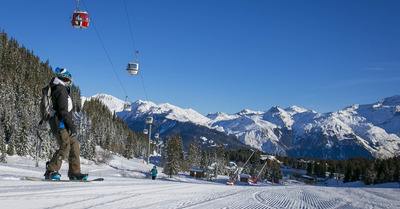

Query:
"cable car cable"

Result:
[[139, 71, 149, 102], [123, 0, 137, 56], [81, 0, 128, 98], [123, 0, 150, 102]]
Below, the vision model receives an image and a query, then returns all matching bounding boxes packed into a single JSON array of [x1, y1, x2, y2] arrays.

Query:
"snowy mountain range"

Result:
[[84, 94, 400, 159]]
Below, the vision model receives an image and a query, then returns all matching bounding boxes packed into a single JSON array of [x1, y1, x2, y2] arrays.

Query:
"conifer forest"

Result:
[[1, 29, 399, 185], [0, 29, 148, 163]]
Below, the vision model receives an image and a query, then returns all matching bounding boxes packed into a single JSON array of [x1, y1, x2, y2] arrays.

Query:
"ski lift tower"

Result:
[[145, 116, 154, 164]]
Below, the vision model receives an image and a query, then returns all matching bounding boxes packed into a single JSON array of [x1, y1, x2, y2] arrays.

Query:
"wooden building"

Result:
[[240, 174, 250, 183], [189, 168, 205, 178]]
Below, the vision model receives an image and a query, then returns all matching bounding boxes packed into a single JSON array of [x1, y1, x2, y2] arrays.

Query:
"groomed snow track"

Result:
[[1, 156, 399, 209], [1, 178, 400, 209]]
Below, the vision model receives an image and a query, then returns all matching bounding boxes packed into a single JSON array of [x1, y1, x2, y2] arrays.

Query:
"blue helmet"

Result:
[[55, 67, 73, 82]]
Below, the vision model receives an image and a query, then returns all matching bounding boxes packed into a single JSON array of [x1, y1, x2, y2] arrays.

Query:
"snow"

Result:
[[126, 100, 210, 126], [1, 156, 400, 209], [90, 94, 400, 159], [206, 111, 239, 122], [83, 94, 128, 113]]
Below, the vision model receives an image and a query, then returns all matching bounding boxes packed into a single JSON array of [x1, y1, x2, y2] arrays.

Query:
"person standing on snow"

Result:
[[150, 166, 158, 180], [44, 67, 88, 180]]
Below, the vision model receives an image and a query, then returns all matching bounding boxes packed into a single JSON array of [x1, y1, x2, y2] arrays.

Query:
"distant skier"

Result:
[[150, 166, 158, 180], [43, 67, 88, 180]]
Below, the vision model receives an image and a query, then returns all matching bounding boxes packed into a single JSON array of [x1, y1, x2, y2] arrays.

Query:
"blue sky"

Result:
[[1, 0, 399, 115]]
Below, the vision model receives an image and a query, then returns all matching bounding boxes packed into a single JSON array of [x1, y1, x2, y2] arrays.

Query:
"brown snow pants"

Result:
[[47, 129, 80, 175]]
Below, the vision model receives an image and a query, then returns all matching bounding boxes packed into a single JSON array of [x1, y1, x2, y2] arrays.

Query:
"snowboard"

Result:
[[24, 176, 104, 182]]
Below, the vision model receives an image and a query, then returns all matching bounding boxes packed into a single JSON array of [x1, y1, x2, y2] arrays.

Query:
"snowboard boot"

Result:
[[44, 170, 61, 180], [68, 172, 88, 180]]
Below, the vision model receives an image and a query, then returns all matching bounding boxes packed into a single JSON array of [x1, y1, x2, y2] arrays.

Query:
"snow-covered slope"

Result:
[[2, 156, 400, 209], [82, 94, 127, 113], [120, 100, 248, 150], [208, 96, 400, 159], [87, 94, 400, 159], [127, 100, 210, 126]]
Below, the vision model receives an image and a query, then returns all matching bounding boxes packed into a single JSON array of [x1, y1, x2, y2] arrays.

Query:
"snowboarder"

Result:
[[43, 67, 88, 180], [150, 166, 158, 180]]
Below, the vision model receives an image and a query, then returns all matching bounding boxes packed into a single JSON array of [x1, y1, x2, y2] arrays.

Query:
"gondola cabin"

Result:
[[126, 62, 139, 75], [146, 116, 153, 124], [72, 11, 90, 29], [123, 103, 131, 111]]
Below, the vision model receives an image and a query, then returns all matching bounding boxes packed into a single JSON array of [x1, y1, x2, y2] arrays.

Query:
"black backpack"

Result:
[[39, 85, 55, 124]]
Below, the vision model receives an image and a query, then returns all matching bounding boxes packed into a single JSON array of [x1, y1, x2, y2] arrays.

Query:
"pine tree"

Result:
[[7, 135, 15, 156], [328, 159, 337, 179], [176, 133, 184, 161], [249, 150, 261, 177], [212, 143, 228, 175], [307, 161, 314, 176], [200, 147, 208, 169], [70, 85, 82, 112], [123, 131, 135, 159], [363, 168, 373, 185], [77, 111, 96, 160], [343, 160, 353, 183], [15, 116, 32, 156], [163, 135, 180, 177], [0, 140, 6, 163], [187, 141, 201, 169], [394, 157, 400, 183], [314, 160, 328, 178], [264, 159, 282, 183], [270, 160, 282, 183], [0, 125, 7, 163]]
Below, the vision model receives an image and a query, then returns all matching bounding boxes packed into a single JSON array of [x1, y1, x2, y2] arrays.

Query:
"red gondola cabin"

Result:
[[72, 11, 90, 29]]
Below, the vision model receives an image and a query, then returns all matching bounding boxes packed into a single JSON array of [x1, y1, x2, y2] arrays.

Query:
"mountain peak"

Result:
[[285, 105, 310, 114], [83, 94, 127, 113], [237, 109, 263, 115], [206, 111, 239, 122], [380, 95, 400, 106], [87, 93, 400, 159], [239, 109, 251, 115], [206, 111, 228, 119], [127, 100, 210, 125], [267, 106, 283, 113]]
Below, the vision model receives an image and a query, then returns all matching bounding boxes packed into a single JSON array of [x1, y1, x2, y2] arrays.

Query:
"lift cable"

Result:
[[81, 0, 128, 98], [123, 0, 137, 57], [123, 0, 149, 102]]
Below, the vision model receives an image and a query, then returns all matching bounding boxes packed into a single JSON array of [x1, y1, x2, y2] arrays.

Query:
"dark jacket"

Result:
[[49, 77, 76, 135]]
